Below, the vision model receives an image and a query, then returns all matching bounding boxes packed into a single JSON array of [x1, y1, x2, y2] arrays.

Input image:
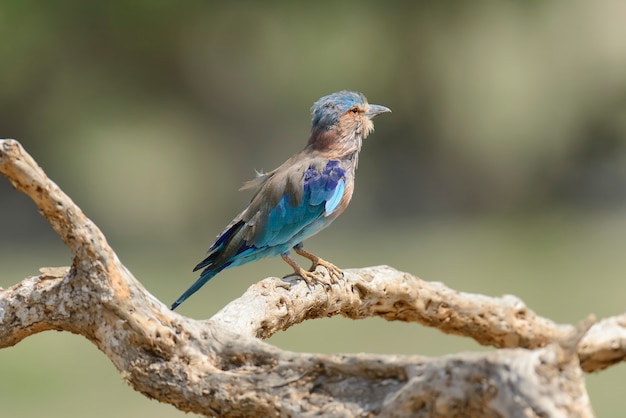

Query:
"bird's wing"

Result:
[[196, 158, 347, 272], [247, 158, 347, 248]]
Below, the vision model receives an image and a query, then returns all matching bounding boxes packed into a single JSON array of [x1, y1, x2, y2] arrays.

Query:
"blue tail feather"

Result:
[[172, 221, 249, 310], [171, 267, 225, 310]]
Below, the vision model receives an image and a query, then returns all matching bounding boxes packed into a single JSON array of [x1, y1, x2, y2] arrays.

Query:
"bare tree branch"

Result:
[[214, 266, 574, 347], [0, 138, 620, 417]]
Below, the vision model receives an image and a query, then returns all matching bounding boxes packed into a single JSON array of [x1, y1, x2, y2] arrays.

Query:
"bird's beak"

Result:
[[365, 104, 392, 119]]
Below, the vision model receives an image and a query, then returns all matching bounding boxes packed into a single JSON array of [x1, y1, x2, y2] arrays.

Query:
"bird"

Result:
[[171, 91, 390, 310]]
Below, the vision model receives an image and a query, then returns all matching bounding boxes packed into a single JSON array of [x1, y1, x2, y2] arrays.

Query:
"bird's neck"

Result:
[[306, 127, 363, 161]]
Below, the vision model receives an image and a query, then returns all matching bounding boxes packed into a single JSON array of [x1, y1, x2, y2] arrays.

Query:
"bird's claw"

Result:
[[309, 258, 343, 284], [281, 266, 325, 289], [282, 250, 342, 289], [298, 269, 327, 288], [292, 247, 343, 285], [287, 267, 334, 290]]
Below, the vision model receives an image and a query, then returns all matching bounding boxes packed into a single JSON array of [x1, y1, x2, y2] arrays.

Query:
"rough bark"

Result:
[[1, 138, 622, 417]]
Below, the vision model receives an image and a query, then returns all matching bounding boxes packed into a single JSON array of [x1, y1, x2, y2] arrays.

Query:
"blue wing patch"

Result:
[[325, 179, 345, 214]]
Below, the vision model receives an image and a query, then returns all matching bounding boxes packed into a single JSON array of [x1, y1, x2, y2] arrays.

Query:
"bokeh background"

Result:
[[2, 1, 626, 416]]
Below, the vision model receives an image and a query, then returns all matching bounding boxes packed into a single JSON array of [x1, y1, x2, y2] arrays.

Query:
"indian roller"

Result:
[[171, 91, 390, 309]]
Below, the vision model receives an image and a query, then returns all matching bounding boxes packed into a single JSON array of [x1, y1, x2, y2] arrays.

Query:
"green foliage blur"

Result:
[[1, 1, 626, 416]]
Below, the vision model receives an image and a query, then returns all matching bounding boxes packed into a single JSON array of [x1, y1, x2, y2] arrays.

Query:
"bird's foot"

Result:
[[309, 257, 343, 284], [281, 253, 332, 288], [281, 265, 331, 288], [299, 268, 331, 288], [293, 246, 343, 284]]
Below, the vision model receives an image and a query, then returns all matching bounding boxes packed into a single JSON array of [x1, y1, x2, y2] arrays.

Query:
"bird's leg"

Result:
[[293, 244, 343, 284], [280, 252, 326, 287]]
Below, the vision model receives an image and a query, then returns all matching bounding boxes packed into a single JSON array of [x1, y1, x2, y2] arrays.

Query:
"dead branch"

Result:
[[0, 138, 619, 417]]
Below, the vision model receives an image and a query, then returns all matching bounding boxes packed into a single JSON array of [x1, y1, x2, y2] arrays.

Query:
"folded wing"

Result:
[[195, 159, 347, 275]]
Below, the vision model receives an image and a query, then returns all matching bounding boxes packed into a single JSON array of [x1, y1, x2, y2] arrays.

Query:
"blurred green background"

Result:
[[1, 1, 626, 416]]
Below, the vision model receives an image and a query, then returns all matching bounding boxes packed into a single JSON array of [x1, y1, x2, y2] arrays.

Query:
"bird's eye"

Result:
[[350, 107, 359, 114]]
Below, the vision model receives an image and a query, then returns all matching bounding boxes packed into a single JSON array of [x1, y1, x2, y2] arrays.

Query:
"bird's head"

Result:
[[307, 91, 390, 153]]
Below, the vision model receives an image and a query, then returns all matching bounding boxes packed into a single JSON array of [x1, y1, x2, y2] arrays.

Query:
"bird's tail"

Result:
[[172, 221, 248, 310], [170, 267, 224, 310]]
